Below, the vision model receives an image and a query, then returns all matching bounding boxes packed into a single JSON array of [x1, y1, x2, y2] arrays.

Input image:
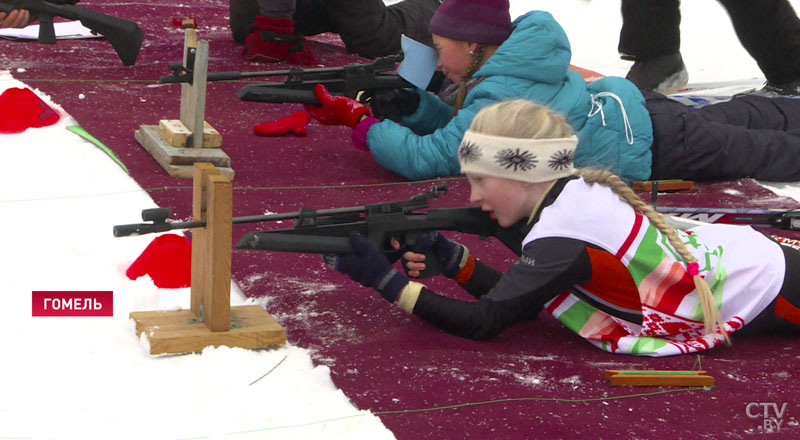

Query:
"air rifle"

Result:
[[159, 53, 444, 105], [113, 184, 524, 278], [0, 0, 144, 65]]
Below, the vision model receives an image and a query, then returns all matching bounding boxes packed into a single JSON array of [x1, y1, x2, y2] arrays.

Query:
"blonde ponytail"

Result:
[[577, 169, 729, 341]]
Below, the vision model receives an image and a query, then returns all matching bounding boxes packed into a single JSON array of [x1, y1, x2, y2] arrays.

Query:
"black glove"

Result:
[[327, 232, 409, 303], [409, 231, 467, 278], [369, 88, 420, 122]]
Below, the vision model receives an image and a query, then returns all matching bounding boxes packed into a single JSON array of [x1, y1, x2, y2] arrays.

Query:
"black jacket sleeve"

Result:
[[410, 237, 592, 340], [459, 258, 504, 299]]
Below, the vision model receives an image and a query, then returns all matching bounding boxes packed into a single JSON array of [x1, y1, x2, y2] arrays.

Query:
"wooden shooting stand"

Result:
[[134, 21, 234, 180], [130, 163, 284, 355]]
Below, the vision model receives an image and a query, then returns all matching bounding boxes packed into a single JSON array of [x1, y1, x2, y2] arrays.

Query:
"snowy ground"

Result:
[[3, 0, 800, 439], [522, 0, 766, 83], [0, 72, 394, 440]]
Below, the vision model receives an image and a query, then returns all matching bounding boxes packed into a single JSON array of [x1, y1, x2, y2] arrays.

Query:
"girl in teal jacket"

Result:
[[306, 0, 800, 183], [305, 3, 653, 182], [369, 8, 654, 182]]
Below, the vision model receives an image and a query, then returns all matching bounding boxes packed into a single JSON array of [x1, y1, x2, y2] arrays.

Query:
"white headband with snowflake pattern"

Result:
[[458, 130, 578, 183]]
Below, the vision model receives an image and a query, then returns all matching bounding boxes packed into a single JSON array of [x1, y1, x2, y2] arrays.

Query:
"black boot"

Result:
[[626, 53, 688, 94], [734, 79, 800, 98], [760, 79, 800, 96]]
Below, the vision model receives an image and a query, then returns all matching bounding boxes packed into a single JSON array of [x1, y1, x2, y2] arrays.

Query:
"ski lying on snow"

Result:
[[656, 206, 800, 230], [667, 78, 765, 107]]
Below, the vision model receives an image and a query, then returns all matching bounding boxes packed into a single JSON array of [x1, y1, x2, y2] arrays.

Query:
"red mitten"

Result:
[[253, 110, 311, 136], [304, 84, 372, 128], [242, 15, 316, 65]]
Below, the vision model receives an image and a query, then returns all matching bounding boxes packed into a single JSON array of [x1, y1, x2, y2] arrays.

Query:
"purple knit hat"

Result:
[[429, 0, 512, 45]]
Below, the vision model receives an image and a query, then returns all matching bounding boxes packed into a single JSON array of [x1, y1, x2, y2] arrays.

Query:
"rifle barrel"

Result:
[[113, 205, 369, 237]]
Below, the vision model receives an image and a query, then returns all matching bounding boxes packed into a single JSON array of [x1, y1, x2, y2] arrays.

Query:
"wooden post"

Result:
[[134, 26, 232, 179], [180, 28, 207, 149], [190, 163, 232, 331], [130, 163, 284, 354], [190, 163, 218, 318], [203, 173, 232, 331]]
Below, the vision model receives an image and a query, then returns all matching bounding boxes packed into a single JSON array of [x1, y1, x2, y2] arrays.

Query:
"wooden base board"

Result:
[[130, 305, 285, 355], [135, 125, 234, 180]]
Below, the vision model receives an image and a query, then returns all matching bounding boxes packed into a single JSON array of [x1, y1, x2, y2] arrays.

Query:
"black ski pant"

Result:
[[645, 90, 800, 182], [229, 0, 439, 59], [619, 0, 800, 84], [738, 243, 800, 337]]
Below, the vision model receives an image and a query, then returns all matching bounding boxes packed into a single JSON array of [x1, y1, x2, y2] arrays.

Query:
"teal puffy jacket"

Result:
[[366, 10, 654, 182]]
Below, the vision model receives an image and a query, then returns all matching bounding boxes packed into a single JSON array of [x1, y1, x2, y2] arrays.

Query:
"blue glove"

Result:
[[411, 231, 467, 278], [327, 232, 409, 303]]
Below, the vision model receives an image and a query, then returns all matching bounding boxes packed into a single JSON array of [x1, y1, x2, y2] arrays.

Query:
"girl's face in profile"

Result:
[[432, 34, 474, 83], [467, 174, 533, 227]]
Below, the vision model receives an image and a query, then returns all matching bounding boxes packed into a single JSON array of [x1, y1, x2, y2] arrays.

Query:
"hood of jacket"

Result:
[[470, 10, 654, 182], [476, 10, 572, 86]]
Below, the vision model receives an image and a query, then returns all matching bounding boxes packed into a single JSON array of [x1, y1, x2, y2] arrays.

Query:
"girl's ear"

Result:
[[467, 42, 479, 52]]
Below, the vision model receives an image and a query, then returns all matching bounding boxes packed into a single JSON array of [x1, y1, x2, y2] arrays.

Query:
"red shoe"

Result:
[[242, 16, 316, 65]]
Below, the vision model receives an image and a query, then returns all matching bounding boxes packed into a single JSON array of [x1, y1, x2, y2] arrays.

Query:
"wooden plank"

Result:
[[200, 121, 222, 148], [180, 39, 208, 148], [135, 125, 231, 166], [179, 28, 198, 146], [190, 225, 208, 317], [204, 173, 233, 332], [603, 369, 707, 380], [159, 119, 192, 147], [159, 120, 222, 148], [604, 370, 713, 387], [632, 180, 695, 192], [608, 374, 714, 387], [192, 162, 218, 220], [130, 305, 286, 355], [183, 27, 197, 52], [190, 163, 219, 317], [153, 162, 234, 180]]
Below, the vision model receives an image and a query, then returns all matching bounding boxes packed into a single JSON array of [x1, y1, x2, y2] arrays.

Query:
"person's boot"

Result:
[[242, 16, 316, 65], [229, 0, 260, 44], [625, 53, 689, 95], [758, 79, 800, 97], [733, 78, 800, 98]]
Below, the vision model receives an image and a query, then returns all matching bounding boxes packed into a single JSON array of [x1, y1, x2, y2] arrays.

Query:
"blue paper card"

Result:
[[398, 34, 439, 90]]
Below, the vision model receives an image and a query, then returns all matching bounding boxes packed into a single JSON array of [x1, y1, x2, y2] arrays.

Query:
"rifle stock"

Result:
[[235, 206, 525, 278], [236, 74, 413, 105], [236, 85, 323, 105], [0, 0, 144, 65]]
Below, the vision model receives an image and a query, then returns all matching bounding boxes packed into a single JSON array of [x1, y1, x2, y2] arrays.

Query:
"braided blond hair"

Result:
[[577, 169, 728, 340], [453, 44, 486, 115]]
